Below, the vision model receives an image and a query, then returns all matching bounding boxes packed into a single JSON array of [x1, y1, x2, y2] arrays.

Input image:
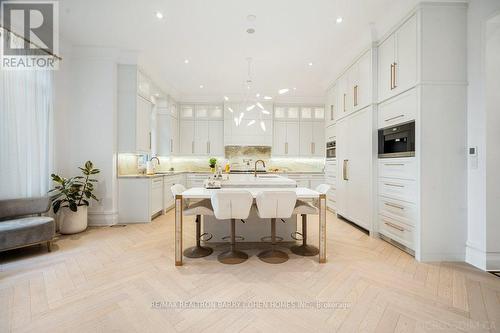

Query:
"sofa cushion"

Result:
[[0, 216, 55, 251]]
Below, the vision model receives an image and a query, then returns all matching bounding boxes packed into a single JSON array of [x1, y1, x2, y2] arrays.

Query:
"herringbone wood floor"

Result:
[[0, 210, 499, 333]]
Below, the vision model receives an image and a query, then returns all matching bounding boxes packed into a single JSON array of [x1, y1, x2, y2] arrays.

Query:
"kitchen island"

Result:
[[174, 174, 327, 265]]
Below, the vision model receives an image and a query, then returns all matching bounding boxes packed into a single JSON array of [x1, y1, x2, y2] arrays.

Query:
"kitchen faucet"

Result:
[[150, 156, 160, 165], [254, 160, 266, 177]]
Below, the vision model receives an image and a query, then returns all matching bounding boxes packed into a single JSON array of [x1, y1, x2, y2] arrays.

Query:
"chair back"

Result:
[[210, 191, 253, 220], [315, 184, 331, 194], [0, 197, 51, 220], [255, 191, 297, 219], [170, 184, 187, 197]]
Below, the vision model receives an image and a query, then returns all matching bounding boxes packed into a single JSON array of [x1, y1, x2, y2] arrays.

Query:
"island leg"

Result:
[[318, 193, 327, 263], [175, 194, 183, 266]]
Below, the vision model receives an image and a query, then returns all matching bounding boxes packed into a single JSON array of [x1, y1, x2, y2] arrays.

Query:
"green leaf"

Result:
[[85, 161, 93, 170], [90, 169, 100, 174], [69, 202, 78, 212], [53, 201, 61, 214]]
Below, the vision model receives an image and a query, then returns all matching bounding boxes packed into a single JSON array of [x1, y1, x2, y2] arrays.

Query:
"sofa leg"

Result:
[[47, 241, 52, 252]]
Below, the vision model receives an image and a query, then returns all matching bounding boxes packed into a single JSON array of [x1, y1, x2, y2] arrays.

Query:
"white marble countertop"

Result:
[[181, 187, 322, 199], [118, 171, 325, 179], [216, 174, 297, 187]]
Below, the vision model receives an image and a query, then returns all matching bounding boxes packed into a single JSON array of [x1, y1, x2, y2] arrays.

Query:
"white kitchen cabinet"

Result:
[[194, 120, 209, 154], [118, 176, 164, 223], [157, 113, 176, 156], [325, 124, 336, 142], [337, 73, 351, 118], [356, 51, 372, 110], [273, 121, 299, 156], [163, 174, 185, 211], [336, 107, 372, 231], [378, 14, 417, 102], [118, 65, 155, 154], [208, 120, 224, 156], [299, 122, 324, 157], [179, 120, 195, 154], [325, 85, 337, 126], [180, 105, 194, 118]]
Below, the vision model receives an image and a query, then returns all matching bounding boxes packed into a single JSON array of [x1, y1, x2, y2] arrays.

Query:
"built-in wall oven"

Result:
[[378, 121, 415, 158], [326, 140, 336, 159]]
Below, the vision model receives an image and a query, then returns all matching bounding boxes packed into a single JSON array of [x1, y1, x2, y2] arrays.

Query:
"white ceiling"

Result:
[[59, 0, 418, 102]]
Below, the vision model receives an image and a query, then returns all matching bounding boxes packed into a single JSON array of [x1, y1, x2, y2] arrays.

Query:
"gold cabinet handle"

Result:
[[390, 64, 394, 90], [343, 159, 349, 181], [149, 132, 152, 149], [384, 163, 405, 166], [285, 142, 288, 154], [393, 62, 397, 89], [384, 220, 405, 232], [170, 138, 173, 153], [385, 114, 405, 122], [384, 182, 405, 188], [343, 93, 346, 112], [385, 202, 405, 210], [354, 85, 358, 107], [192, 141, 194, 154]]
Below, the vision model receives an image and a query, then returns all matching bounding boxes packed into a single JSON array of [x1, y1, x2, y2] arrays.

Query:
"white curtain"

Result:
[[0, 28, 54, 199]]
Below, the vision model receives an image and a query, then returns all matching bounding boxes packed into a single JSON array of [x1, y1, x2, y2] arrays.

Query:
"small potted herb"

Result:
[[209, 157, 217, 173], [49, 161, 100, 234]]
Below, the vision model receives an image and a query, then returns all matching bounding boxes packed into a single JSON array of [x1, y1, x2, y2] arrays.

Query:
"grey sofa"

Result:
[[0, 197, 55, 252]]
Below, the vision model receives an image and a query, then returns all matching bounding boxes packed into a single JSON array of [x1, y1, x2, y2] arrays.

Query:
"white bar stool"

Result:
[[171, 184, 214, 258], [291, 184, 330, 256], [255, 191, 297, 264], [211, 190, 253, 265]]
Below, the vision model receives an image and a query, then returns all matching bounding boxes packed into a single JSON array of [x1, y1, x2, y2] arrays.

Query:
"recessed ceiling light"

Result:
[[336, 16, 343, 24], [308, 62, 313, 67], [184, 59, 189, 64], [293, 87, 297, 91], [263, 96, 272, 100], [224, 96, 229, 101], [199, 84, 204, 88], [156, 11, 164, 19], [256, 93, 260, 98], [154, 93, 160, 97], [278, 88, 289, 95]]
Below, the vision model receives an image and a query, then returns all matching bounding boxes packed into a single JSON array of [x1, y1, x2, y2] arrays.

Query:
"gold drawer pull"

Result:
[[384, 221, 404, 232], [384, 163, 405, 166], [384, 183, 405, 188], [385, 202, 405, 210], [385, 114, 405, 122]]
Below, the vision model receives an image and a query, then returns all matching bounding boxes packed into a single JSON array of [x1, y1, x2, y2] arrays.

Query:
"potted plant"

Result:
[[209, 157, 217, 173], [49, 161, 100, 234]]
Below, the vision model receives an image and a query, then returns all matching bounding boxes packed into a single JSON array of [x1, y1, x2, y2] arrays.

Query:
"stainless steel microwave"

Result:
[[326, 140, 336, 159], [378, 121, 415, 158]]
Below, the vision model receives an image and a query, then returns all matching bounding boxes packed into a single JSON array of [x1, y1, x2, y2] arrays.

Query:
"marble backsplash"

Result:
[[117, 146, 325, 175]]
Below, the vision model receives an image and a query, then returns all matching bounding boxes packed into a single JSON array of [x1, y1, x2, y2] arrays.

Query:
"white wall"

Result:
[[53, 46, 122, 226], [466, 0, 500, 270], [485, 14, 500, 269]]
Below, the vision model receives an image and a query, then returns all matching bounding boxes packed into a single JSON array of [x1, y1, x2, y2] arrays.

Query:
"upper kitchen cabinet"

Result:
[[179, 105, 194, 118], [223, 102, 273, 146], [299, 121, 325, 157], [300, 106, 325, 121], [179, 118, 224, 156], [325, 84, 337, 127], [118, 65, 155, 154], [157, 97, 179, 156], [378, 14, 417, 102], [336, 72, 351, 119], [274, 106, 300, 121], [273, 121, 299, 156]]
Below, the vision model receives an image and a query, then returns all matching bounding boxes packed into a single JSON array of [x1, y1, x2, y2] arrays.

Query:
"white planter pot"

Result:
[[59, 205, 88, 234]]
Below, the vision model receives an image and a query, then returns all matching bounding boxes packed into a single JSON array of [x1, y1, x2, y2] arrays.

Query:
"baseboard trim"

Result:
[[88, 211, 118, 226], [486, 252, 500, 271], [466, 243, 487, 271], [419, 252, 465, 262]]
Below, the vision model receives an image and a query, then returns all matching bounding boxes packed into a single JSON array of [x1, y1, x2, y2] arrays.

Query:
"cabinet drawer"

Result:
[[378, 196, 416, 226], [378, 158, 416, 180], [378, 178, 416, 203], [379, 215, 414, 250], [378, 88, 417, 129]]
